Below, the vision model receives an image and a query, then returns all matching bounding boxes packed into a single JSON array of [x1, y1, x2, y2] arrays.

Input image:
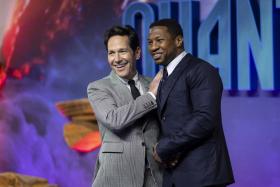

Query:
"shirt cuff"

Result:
[[147, 91, 156, 100]]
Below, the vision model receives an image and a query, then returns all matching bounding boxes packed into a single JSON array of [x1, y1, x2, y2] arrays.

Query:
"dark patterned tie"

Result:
[[157, 67, 168, 106], [162, 67, 168, 82], [128, 80, 141, 99]]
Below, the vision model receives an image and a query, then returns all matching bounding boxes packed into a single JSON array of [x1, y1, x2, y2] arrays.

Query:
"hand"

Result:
[[153, 143, 181, 169], [149, 70, 163, 96], [152, 143, 162, 163], [164, 154, 180, 168]]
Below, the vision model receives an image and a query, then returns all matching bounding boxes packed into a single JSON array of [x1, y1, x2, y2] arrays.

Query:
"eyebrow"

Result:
[[108, 48, 129, 52]]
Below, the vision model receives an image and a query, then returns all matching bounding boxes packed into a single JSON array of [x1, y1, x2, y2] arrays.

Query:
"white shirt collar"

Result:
[[116, 72, 139, 85], [116, 72, 145, 95], [166, 51, 187, 76]]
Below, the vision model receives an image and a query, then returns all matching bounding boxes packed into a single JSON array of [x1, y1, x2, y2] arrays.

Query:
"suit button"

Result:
[[141, 142, 145, 146], [162, 116, 166, 121]]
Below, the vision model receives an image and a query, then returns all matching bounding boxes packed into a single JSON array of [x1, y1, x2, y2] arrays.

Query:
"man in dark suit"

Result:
[[148, 19, 235, 187]]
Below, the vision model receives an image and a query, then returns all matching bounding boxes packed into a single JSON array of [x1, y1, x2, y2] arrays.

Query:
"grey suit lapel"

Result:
[[109, 71, 134, 101], [138, 75, 152, 131], [109, 71, 151, 131]]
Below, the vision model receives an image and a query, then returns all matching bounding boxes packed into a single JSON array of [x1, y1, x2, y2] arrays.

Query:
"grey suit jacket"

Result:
[[87, 71, 163, 187]]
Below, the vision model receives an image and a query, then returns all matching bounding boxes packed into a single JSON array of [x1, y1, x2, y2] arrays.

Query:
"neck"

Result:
[[126, 71, 137, 80], [164, 49, 184, 67], [177, 48, 184, 55]]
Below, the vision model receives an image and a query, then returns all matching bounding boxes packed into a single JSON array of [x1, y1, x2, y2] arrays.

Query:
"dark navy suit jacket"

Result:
[[156, 54, 234, 187]]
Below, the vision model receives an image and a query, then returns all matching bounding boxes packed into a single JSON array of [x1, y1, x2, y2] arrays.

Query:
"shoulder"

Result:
[[87, 75, 111, 91], [185, 54, 218, 74], [184, 54, 222, 85]]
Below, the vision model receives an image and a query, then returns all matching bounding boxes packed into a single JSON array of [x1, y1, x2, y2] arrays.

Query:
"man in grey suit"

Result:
[[87, 25, 163, 187]]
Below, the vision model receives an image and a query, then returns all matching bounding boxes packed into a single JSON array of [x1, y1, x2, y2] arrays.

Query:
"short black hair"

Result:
[[149, 19, 183, 38], [104, 25, 140, 52]]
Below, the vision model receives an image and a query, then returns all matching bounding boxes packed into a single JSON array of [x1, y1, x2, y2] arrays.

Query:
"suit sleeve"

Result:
[[87, 82, 157, 133], [156, 63, 223, 160]]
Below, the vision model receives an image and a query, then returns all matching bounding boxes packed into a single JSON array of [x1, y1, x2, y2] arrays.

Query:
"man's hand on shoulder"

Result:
[[149, 70, 163, 96]]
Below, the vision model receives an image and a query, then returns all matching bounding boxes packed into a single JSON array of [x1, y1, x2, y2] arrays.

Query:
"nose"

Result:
[[114, 53, 121, 62], [149, 41, 159, 52]]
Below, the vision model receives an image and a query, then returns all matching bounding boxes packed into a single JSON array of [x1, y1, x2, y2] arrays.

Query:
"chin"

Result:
[[117, 73, 128, 79], [117, 74, 125, 78], [155, 61, 163, 65]]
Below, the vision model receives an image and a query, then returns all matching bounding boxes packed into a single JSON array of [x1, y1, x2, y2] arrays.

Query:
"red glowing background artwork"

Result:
[[0, 0, 152, 154], [0, 0, 105, 152], [0, 1, 141, 186], [0, 0, 154, 88], [0, 0, 86, 88]]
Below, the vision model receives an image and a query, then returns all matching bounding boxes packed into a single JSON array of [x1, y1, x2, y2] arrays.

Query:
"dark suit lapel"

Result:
[[159, 54, 192, 115]]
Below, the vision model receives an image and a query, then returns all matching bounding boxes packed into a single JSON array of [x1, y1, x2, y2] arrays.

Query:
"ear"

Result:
[[135, 47, 141, 60], [175, 35, 183, 48]]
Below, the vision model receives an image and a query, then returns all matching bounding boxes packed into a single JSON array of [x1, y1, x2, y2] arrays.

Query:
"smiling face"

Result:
[[107, 35, 140, 79], [148, 26, 183, 66]]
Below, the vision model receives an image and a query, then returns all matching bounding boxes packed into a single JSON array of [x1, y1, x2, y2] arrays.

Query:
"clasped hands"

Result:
[[152, 143, 180, 169]]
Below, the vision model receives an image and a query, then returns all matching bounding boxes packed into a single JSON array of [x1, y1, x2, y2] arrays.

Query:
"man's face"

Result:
[[148, 26, 179, 66], [107, 35, 140, 79]]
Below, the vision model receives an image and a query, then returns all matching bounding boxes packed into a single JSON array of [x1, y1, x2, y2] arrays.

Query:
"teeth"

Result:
[[153, 53, 161, 59], [115, 62, 127, 68]]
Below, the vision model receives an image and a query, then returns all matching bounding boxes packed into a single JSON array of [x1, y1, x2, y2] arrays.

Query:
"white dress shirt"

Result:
[[166, 51, 187, 76], [116, 72, 145, 95]]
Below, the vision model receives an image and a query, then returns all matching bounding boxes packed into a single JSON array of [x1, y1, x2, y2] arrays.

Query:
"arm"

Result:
[[156, 63, 223, 160], [87, 82, 156, 133]]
